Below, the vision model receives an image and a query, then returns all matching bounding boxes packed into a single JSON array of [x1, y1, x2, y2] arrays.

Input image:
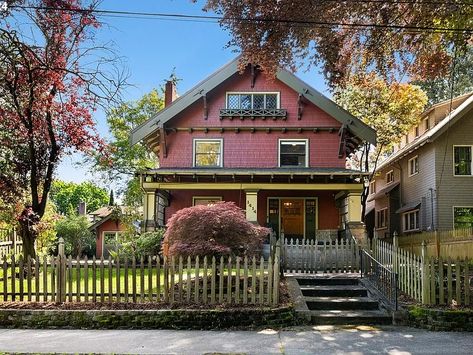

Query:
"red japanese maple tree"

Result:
[[0, 0, 125, 258]]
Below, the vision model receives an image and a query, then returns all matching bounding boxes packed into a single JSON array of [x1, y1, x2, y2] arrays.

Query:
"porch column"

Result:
[[143, 191, 156, 231], [245, 190, 258, 223], [347, 191, 362, 222]]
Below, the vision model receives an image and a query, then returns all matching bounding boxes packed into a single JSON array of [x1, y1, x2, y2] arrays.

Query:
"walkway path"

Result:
[[0, 326, 471, 354]]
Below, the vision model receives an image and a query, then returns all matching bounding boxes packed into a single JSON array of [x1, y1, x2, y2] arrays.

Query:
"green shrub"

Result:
[[55, 214, 95, 257]]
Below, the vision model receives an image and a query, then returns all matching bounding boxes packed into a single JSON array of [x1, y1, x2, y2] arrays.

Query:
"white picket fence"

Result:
[[281, 238, 360, 274]]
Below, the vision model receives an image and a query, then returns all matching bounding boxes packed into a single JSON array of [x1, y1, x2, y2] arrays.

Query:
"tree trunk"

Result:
[[18, 207, 40, 260]]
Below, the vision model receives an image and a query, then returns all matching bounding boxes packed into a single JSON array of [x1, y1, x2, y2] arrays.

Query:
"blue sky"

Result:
[[56, 0, 328, 186]]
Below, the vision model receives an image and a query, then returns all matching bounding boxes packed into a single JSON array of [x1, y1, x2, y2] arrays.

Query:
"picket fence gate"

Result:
[[281, 237, 360, 274]]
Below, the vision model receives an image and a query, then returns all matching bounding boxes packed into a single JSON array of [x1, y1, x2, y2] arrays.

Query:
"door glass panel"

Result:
[[281, 199, 304, 240]]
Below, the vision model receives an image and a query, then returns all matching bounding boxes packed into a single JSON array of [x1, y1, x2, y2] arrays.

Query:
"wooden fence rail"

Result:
[[0, 229, 22, 258], [0, 252, 280, 306], [372, 235, 471, 306]]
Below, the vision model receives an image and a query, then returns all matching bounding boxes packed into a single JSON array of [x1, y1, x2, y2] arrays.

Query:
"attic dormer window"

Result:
[[226, 92, 279, 109]]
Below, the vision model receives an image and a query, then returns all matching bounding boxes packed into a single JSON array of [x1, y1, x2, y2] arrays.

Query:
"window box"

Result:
[[453, 146, 472, 176], [278, 139, 309, 167], [193, 139, 223, 167]]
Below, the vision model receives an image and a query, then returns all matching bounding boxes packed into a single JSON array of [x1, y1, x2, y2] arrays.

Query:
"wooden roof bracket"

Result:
[[338, 124, 347, 158], [161, 127, 168, 158], [203, 93, 208, 120], [250, 64, 258, 88], [298, 93, 305, 120]]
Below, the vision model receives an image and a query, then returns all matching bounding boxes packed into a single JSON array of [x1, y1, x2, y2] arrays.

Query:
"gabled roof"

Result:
[[377, 93, 473, 170], [130, 57, 376, 146]]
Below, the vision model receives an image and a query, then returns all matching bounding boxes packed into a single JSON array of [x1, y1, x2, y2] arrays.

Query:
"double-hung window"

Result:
[[386, 170, 394, 184], [376, 209, 387, 229], [403, 210, 420, 232], [454, 146, 472, 176], [369, 181, 376, 195], [409, 156, 419, 176], [279, 139, 308, 167], [226, 92, 279, 109], [193, 139, 223, 167]]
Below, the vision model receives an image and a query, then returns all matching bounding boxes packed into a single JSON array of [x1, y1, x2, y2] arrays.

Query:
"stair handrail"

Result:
[[360, 248, 398, 310]]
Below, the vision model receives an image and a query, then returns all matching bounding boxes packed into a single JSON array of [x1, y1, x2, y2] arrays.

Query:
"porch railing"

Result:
[[360, 248, 398, 310]]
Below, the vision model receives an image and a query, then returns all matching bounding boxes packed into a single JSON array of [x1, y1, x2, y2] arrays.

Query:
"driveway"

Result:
[[0, 326, 471, 354]]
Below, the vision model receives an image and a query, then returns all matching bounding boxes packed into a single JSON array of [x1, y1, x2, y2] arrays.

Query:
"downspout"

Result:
[[429, 188, 435, 230]]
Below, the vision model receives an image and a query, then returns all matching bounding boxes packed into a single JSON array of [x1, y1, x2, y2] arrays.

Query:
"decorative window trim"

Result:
[[225, 92, 280, 109], [386, 170, 394, 184], [192, 196, 223, 206], [193, 138, 223, 168], [376, 208, 388, 229], [278, 138, 309, 168], [369, 180, 376, 195], [453, 145, 473, 177], [453, 206, 473, 229], [403, 209, 420, 232], [408, 156, 419, 177]]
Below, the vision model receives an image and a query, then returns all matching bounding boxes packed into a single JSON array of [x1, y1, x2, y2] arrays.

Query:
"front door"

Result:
[[281, 199, 304, 239]]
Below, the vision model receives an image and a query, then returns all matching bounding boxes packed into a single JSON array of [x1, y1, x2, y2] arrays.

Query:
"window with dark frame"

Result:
[[454, 146, 472, 176], [376, 209, 387, 228], [279, 140, 308, 167], [227, 93, 278, 110]]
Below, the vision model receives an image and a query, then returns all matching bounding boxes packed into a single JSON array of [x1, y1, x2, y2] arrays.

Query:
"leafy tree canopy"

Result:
[[335, 74, 428, 154], [50, 180, 109, 216], [203, 1, 472, 88]]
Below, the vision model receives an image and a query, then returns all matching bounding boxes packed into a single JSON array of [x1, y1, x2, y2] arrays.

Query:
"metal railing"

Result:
[[360, 249, 398, 310]]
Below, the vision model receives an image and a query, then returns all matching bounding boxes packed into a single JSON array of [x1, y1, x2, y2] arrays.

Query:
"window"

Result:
[[415, 126, 419, 137], [376, 209, 387, 229], [424, 118, 430, 131], [369, 181, 376, 195], [386, 170, 394, 184], [454, 146, 472, 176], [409, 156, 419, 176], [403, 210, 420, 232], [454, 207, 473, 229], [226, 92, 279, 109], [405, 135, 409, 144], [193, 196, 222, 206], [279, 139, 308, 167], [193, 139, 223, 167]]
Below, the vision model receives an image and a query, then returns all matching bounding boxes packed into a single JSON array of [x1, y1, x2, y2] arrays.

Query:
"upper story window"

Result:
[[415, 126, 419, 137], [454, 146, 472, 176], [386, 170, 394, 184], [369, 180, 376, 195], [193, 139, 223, 167], [424, 118, 430, 131], [376, 208, 387, 229], [405, 135, 409, 145], [226, 92, 279, 110], [409, 156, 419, 176], [279, 139, 308, 167]]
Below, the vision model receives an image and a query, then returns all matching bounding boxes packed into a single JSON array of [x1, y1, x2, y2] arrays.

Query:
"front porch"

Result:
[[140, 168, 366, 238]]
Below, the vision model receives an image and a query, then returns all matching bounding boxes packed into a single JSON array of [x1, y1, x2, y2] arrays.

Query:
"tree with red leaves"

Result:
[[0, 0, 126, 259]]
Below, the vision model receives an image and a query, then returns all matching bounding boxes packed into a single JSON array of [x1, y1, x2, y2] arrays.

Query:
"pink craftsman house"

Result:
[[130, 58, 376, 240]]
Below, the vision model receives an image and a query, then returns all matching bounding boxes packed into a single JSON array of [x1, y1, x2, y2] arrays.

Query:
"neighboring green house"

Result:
[[366, 92, 473, 238]]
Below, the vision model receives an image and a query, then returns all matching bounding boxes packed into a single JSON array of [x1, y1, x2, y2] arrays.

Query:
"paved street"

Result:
[[0, 326, 472, 354]]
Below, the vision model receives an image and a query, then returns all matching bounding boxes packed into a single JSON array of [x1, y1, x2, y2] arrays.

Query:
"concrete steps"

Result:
[[294, 276, 392, 325]]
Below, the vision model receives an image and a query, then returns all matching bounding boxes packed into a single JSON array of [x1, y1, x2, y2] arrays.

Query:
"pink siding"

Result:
[[160, 68, 345, 168], [95, 219, 126, 258]]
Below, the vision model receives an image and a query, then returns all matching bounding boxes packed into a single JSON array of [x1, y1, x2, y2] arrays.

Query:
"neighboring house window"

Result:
[[386, 170, 394, 184], [226, 92, 279, 109], [405, 135, 409, 144], [453, 207, 473, 229], [424, 118, 430, 131], [279, 139, 308, 167], [193, 197, 222, 206], [193, 139, 223, 167], [369, 181, 376, 195], [453, 146, 472, 176], [415, 126, 419, 137], [376, 208, 387, 229], [409, 156, 419, 176], [403, 210, 420, 232]]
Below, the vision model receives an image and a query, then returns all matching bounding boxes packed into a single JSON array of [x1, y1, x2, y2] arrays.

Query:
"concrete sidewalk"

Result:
[[0, 326, 471, 354]]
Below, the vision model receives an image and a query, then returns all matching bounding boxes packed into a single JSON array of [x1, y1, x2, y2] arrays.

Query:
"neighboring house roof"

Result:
[[88, 206, 126, 231], [377, 93, 473, 170], [130, 57, 376, 147], [367, 182, 400, 202]]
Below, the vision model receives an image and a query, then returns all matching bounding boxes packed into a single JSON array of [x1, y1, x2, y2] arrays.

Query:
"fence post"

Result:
[[56, 237, 66, 303], [393, 231, 399, 274], [421, 240, 429, 305], [12, 228, 17, 255]]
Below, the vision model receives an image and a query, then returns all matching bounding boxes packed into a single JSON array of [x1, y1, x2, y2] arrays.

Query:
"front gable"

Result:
[[130, 58, 376, 161]]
